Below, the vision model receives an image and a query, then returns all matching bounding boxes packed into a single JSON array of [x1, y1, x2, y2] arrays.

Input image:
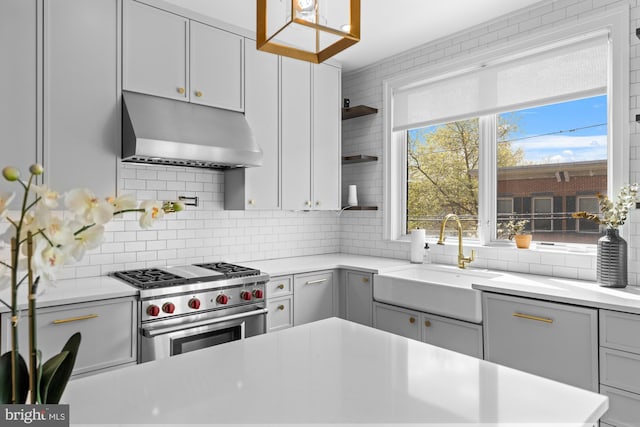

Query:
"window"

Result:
[[496, 96, 607, 243], [577, 197, 600, 233], [407, 119, 479, 238], [387, 13, 628, 247]]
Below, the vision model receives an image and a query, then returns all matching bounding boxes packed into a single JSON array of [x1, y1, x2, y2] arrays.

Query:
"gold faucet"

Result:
[[437, 213, 475, 269]]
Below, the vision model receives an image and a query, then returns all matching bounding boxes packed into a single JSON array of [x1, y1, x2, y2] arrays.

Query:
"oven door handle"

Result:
[[141, 308, 269, 338]]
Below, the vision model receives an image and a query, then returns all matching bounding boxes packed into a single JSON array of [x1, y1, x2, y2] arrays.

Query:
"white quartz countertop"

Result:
[[469, 269, 640, 315], [243, 253, 412, 276], [0, 276, 137, 313], [63, 317, 607, 426]]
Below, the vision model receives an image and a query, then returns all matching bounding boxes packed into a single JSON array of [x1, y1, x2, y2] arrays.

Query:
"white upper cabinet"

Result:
[[123, 0, 188, 101], [43, 0, 118, 196], [312, 63, 341, 210], [123, 0, 244, 111], [281, 58, 341, 211], [281, 57, 313, 210], [0, 0, 39, 193], [190, 21, 244, 111], [224, 40, 279, 210]]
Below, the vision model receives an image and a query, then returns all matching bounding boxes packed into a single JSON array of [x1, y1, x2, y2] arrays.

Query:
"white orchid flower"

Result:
[[32, 185, 60, 209], [65, 188, 113, 225], [108, 194, 137, 215], [31, 238, 67, 281], [66, 224, 105, 261], [139, 200, 164, 228], [40, 215, 74, 247], [0, 192, 15, 219]]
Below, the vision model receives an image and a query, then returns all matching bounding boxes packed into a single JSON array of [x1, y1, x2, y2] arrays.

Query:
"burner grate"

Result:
[[112, 268, 188, 289], [195, 262, 260, 278]]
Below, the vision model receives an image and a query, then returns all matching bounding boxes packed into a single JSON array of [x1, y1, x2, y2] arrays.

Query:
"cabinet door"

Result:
[[190, 21, 243, 111], [483, 293, 598, 391], [243, 39, 279, 209], [373, 302, 421, 341], [345, 271, 372, 326], [422, 313, 483, 358], [312, 63, 341, 210], [294, 271, 334, 326], [43, 0, 118, 196], [1, 298, 137, 376], [267, 296, 293, 332], [123, 0, 188, 101], [0, 0, 39, 194], [281, 57, 312, 210]]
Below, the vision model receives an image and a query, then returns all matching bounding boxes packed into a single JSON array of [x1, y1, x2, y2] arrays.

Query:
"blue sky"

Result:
[[499, 94, 607, 164], [410, 95, 608, 164]]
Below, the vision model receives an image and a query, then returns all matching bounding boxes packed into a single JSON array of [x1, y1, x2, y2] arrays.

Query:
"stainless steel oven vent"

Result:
[[122, 91, 262, 169]]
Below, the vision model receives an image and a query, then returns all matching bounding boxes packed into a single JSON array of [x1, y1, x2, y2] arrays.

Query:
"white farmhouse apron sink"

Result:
[[374, 264, 502, 323]]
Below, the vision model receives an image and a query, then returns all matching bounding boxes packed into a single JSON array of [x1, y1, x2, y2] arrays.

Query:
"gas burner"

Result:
[[196, 262, 260, 278], [111, 268, 188, 289]]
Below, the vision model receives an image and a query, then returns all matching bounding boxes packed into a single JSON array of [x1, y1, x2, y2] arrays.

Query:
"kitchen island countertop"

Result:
[[63, 317, 607, 426]]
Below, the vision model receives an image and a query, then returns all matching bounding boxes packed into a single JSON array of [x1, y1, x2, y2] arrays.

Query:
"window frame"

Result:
[[383, 8, 629, 247]]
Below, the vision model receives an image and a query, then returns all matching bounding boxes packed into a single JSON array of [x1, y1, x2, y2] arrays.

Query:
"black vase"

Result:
[[597, 228, 627, 288]]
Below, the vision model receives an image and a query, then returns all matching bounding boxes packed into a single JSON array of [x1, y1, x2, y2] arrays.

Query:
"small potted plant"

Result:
[[498, 218, 531, 249]]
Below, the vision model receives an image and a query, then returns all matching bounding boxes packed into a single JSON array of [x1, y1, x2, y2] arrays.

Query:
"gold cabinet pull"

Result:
[[306, 278, 327, 285], [362, 277, 369, 283], [513, 312, 553, 324], [409, 317, 416, 324], [424, 320, 431, 327], [195, 90, 203, 97], [177, 87, 185, 94], [278, 305, 285, 311], [277, 284, 285, 290], [248, 199, 255, 205], [52, 314, 98, 324]]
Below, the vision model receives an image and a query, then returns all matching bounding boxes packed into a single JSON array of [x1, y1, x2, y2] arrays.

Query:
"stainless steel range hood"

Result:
[[122, 91, 262, 169]]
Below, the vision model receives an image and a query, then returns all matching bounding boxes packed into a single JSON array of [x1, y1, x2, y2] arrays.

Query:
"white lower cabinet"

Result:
[[599, 309, 640, 427], [266, 275, 294, 333], [293, 270, 336, 326], [483, 293, 598, 391], [1, 297, 137, 377], [373, 302, 483, 358]]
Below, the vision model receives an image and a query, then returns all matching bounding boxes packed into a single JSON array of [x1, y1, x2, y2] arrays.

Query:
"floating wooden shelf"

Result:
[[342, 154, 378, 164], [342, 105, 378, 120], [342, 206, 378, 211]]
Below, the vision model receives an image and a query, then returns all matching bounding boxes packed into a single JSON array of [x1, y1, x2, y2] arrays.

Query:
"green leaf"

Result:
[[40, 332, 81, 404], [39, 351, 69, 404], [0, 351, 29, 403]]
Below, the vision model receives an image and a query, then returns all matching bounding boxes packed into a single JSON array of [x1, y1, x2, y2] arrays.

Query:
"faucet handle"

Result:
[[470, 249, 475, 262]]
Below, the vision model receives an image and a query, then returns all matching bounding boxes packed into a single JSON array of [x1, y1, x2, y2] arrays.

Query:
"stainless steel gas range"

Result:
[[111, 262, 269, 363]]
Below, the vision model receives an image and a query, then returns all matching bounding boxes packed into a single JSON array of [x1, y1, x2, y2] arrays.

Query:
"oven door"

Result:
[[140, 307, 267, 362]]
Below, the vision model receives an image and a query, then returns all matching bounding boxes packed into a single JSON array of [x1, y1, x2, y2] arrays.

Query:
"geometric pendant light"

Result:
[[257, 0, 360, 64]]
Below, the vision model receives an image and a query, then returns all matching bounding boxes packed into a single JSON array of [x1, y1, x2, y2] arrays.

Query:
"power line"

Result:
[[498, 123, 607, 144]]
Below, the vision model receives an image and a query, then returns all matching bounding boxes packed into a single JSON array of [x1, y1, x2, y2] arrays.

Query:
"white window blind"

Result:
[[392, 33, 608, 132]]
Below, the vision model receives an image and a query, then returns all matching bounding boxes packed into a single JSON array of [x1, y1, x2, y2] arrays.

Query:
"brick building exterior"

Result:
[[497, 160, 607, 244]]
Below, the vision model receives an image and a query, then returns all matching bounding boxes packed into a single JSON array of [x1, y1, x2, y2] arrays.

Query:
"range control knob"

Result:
[[216, 294, 229, 305], [240, 290, 252, 301], [252, 289, 264, 299], [188, 298, 201, 310], [162, 302, 175, 314], [147, 305, 160, 317]]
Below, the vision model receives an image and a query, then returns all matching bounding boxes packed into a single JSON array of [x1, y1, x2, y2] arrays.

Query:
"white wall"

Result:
[[340, 0, 640, 284], [5, 0, 638, 284]]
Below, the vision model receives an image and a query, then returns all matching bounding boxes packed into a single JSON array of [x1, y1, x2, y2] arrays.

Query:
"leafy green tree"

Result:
[[407, 117, 524, 234]]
